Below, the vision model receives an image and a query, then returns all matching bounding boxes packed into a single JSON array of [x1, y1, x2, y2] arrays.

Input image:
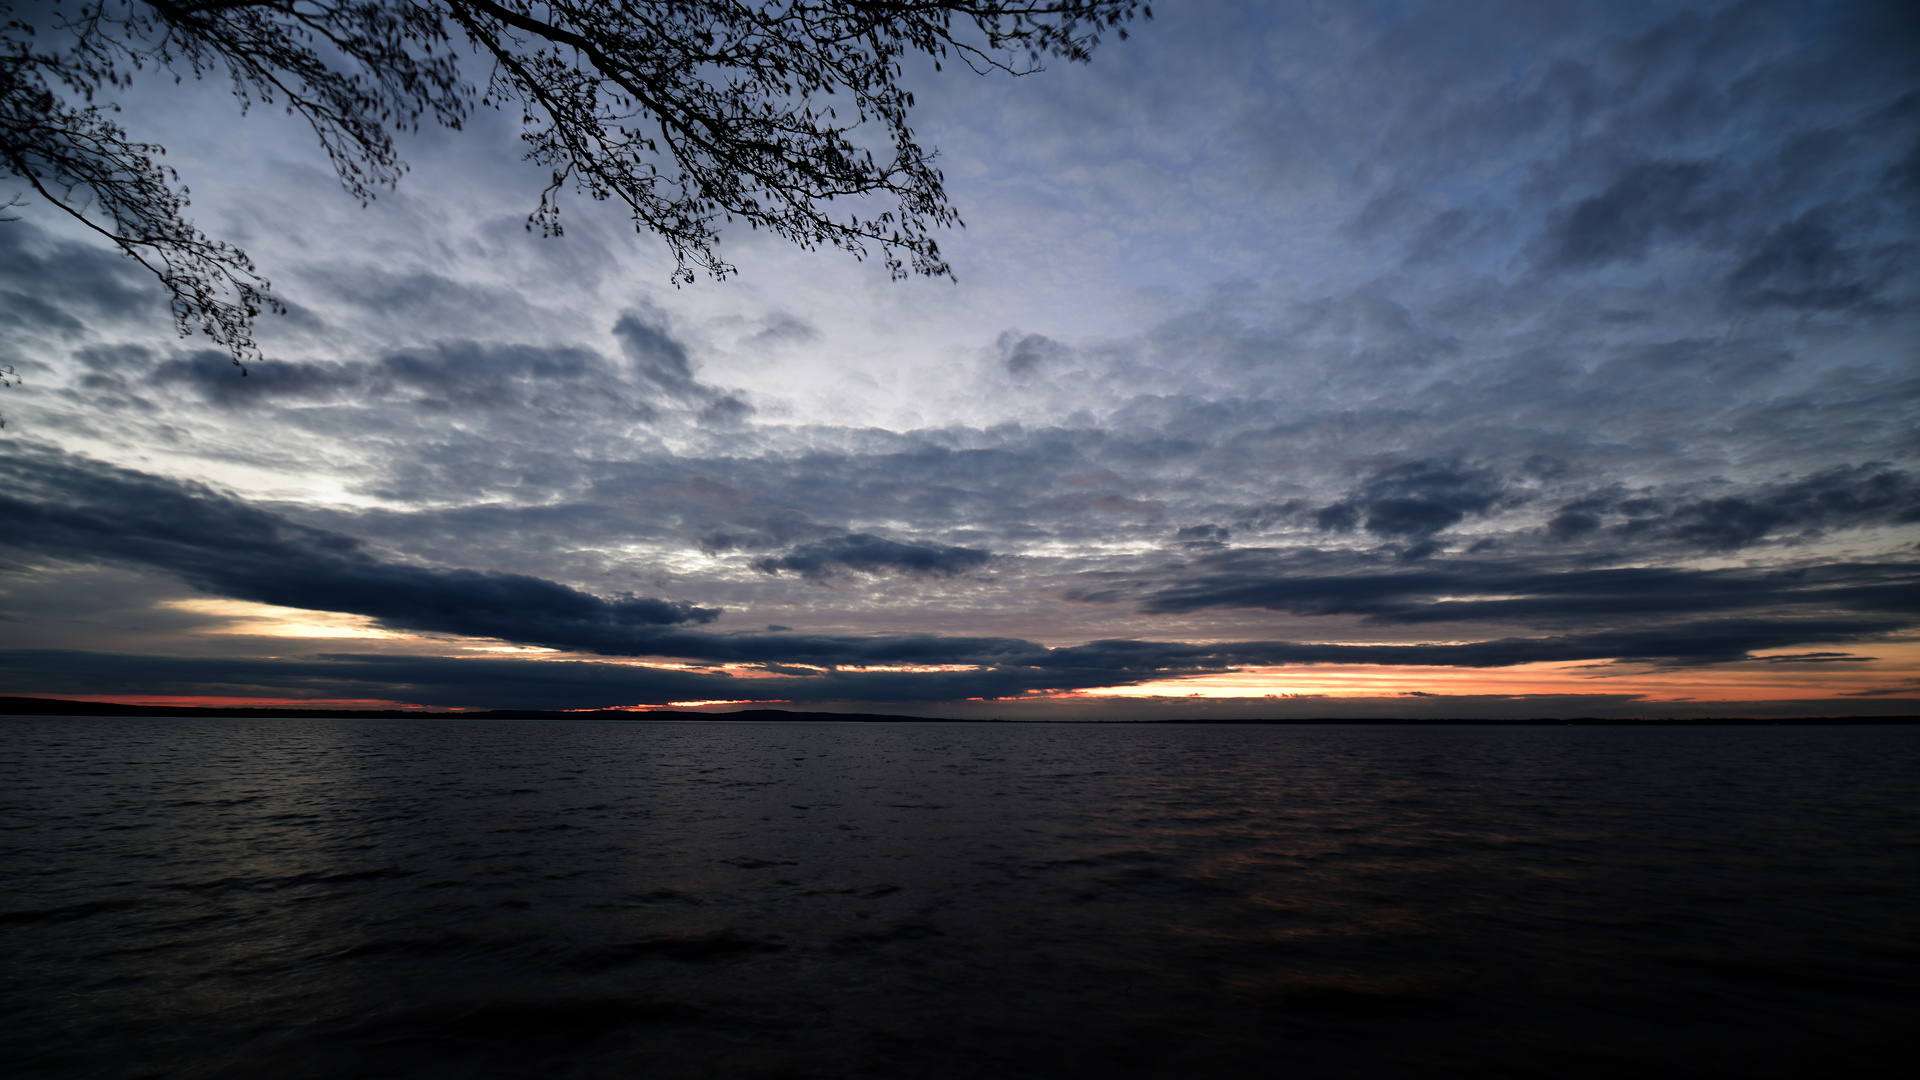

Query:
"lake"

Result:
[[2, 717, 1913, 1078]]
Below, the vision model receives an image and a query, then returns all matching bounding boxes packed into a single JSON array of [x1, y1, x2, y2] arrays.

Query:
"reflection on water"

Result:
[[2, 718, 1913, 1078]]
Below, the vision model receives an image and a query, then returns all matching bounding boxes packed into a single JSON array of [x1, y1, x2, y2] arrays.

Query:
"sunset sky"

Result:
[[3, 0, 1916, 717]]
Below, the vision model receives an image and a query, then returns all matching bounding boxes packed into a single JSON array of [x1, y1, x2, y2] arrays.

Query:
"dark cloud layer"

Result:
[[751, 534, 992, 580], [1310, 460, 1508, 548], [5, 630, 1915, 713], [1128, 549, 1919, 630], [0, 224, 160, 337], [1547, 465, 1920, 550], [1037, 618, 1908, 673], [1357, 0, 1920, 320], [3, 447, 1910, 700], [1533, 159, 1718, 273], [0, 444, 718, 652], [45, 300, 746, 427], [152, 340, 647, 416]]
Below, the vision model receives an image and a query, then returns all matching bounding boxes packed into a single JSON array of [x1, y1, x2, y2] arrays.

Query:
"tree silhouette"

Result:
[[1, 1, 1145, 370]]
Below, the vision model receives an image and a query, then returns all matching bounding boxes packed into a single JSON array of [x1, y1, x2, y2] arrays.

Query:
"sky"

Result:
[[2, 0, 1916, 718]]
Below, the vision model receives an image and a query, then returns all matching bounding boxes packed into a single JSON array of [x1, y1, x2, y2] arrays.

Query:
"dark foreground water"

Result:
[[2, 718, 1914, 1079]]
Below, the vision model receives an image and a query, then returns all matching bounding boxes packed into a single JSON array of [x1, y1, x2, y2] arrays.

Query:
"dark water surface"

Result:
[[2, 717, 1914, 1079]]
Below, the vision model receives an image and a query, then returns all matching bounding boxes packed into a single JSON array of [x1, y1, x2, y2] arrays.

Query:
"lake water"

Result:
[[2, 717, 1913, 1078]]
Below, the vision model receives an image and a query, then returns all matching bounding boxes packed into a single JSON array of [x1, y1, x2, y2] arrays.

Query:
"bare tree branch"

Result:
[[1, 1, 1146, 365]]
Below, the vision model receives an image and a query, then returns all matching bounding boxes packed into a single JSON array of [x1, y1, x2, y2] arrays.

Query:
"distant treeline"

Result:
[[1, 697, 1914, 724], [0, 697, 943, 723]]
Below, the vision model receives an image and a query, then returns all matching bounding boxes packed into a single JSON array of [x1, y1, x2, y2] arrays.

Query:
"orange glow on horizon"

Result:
[[44, 694, 436, 710], [25, 640, 1912, 714], [637, 699, 794, 709], [1057, 642, 1920, 703]]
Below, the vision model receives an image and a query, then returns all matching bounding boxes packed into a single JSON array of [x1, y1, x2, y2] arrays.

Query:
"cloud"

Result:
[[1724, 207, 1904, 311], [11, 440, 1918, 689], [4, 595, 1908, 712], [1034, 617, 1911, 671], [15, 644, 1919, 716], [146, 339, 653, 416], [1532, 159, 1718, 271], [1320, 0, 1920, 324], [612, 307, 753, 421], [996, 331, 1072, 376], [48, 304, 762, 428], [0, 444, 719, 652], [0, 223, 162, 353], [1174, 523, 1230, 544], [11, 444, 1910, 691], [613, 308, 700, 397], [0, 649, 740, 711], [1130, 547, 1920, 630], [1319, 460, 1509, 541], [740, 313, 820, 349], [1547, 465, 1920, 550], [751, 533, 992, 580]]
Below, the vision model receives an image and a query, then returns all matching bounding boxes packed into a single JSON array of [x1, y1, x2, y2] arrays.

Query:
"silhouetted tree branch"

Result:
[[1, 1, 1146, 369]]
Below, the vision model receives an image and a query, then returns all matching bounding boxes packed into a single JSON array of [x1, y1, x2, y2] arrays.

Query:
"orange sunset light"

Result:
[[1069, 645, 1920, 703]]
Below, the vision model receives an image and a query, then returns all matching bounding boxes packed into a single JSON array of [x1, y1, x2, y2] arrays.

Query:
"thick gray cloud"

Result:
[[0, 225, 158, 337], [60, 306, 746, 426], [1126, 550, 1918, 631], [750, 534, 993, 580], [12, 645, 1913, 717], [0, 444, 719, 652], [1312, 460, 1509, 544], [2, 445, 1910, 694], [1532, 159, 1719, 272], [0, 596, 1908, 709], [1546, 465, 1920, 549]]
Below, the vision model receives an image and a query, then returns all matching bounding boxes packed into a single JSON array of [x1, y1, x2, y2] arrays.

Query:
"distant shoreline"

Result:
[[2, 696, 1914, 725]]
